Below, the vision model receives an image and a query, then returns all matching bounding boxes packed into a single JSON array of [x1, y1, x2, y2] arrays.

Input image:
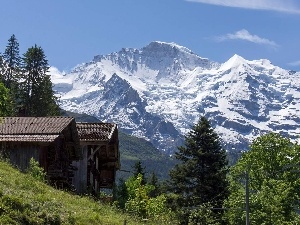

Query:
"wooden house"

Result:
[[73, 123, 120, 193], [0, 117, 119, 194]]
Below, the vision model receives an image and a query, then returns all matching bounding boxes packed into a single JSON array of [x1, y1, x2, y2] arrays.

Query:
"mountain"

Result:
[[51, 41, 300, 155]]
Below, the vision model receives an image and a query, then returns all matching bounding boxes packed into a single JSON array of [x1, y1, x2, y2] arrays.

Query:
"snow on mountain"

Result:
[[50, 41, 300, 154]]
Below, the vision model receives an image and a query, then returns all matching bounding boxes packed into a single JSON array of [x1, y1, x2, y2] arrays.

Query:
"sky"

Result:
[[0, 0, 300, 72]]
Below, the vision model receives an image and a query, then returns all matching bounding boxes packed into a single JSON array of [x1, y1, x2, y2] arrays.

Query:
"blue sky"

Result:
[[1, 0, 300, 71]]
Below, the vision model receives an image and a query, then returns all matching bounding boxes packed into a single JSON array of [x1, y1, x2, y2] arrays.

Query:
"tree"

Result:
[[20, 45, 60, 116], [113, 178, 128, 209], [30, 75, 60, 116], [132, 161, 146, 185], [0, 82, 14, 116], [0, 55, 5, 83], [2, 34, 22, 89], [168, 116, 228, 224], [148, 172, 160, 197], [125, 174, 172, 221], [224, 133, 300, 224]]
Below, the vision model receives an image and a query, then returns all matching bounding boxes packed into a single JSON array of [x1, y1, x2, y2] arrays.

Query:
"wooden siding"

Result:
[[0, 117, 120, 195]]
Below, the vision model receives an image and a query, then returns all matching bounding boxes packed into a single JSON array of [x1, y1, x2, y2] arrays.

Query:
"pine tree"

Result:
[[147, 172, 160, 197], [30, 75, 60, 116], [168, 116, 229, 223], [132, 161, 146, 185], [2, 34, 21, 89], [20, 45, 60, 116]]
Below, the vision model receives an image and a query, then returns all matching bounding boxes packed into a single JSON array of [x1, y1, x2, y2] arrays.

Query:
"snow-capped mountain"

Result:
[[51, 41, 300, 154]]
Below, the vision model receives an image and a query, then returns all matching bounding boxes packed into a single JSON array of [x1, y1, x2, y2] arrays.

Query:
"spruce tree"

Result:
[[168, 116, 228, 223], [148, 172, 160, 197], [20, 45, 60, 116], [2, 34, 22, 89], [132, 161, 146, 185]]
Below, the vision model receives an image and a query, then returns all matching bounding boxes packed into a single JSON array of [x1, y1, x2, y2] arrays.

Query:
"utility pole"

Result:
[[245, 171, 250, 225]]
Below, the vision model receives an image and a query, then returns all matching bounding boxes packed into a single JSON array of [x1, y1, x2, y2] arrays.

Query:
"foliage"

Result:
[[1, 34, 21, 90], [0, 35, 60, 117], [224, 133, 300, 224], [0, 82, 14, 116], [19, 44, 60, 116], [147, 172, 160, 197], [132, 161, 146, 185], [27, 157, 46, 182], [188, 202, 223, 225], [113, 178, 128, 209], [118, 131, 178, 181], [0, 159, 171, 225], [32, 74, 60, 116], [124, 174, 173, 222], [168, 116, 229, 223]]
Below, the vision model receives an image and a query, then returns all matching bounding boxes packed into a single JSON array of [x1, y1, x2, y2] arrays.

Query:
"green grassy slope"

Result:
[[0, 160, 163, 225]]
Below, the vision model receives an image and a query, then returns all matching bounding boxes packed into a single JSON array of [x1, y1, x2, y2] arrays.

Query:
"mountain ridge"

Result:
[[50, 41, 300, 154]]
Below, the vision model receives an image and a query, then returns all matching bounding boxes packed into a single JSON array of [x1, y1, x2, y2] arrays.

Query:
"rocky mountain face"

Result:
[[51, 41, 300, 155]]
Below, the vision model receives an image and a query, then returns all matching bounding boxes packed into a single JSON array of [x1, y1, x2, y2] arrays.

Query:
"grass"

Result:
[[0, 160, 172, 225]]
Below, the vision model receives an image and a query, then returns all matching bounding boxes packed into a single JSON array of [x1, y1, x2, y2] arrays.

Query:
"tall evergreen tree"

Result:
[[20, 45, 60, 116], [147, 171, 160, 197], [132, 161, 146, 185], [2, 34, 21, 89], [168, 116, 228, 223]]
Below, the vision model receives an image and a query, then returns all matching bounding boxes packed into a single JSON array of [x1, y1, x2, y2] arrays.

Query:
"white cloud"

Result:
[[288, 60, 300, 66], [216, 29, 279, 48], [186, 0, 300, 14]]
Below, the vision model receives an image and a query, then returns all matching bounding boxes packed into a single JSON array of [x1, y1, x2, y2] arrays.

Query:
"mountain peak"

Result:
[[142, 41, 198, 57], [150, 41, 194, 54], [52, 41, 300, 155], [229, 54, 247, 63], [220, 54, 249, 71]]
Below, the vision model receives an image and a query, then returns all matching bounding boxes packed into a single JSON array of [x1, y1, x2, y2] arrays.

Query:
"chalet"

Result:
[[0, 117, 119, 194], [73, 122, 119, 193]]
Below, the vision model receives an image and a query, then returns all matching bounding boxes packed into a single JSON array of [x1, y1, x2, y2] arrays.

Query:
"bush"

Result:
[[27, 158, 46, 182], [124, 174, 173, 221]]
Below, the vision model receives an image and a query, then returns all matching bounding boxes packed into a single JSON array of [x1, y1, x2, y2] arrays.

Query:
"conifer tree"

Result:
[[148, 171, 160, 197], [2, 34, 22, 89], [0, 35, 22, 115], [132, 161, 146, 185], [20, 45, 60, 116], [168, 116, 228, 223]]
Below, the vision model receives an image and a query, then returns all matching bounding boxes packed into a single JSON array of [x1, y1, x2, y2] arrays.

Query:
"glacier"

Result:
[[50, 41, 300, 155]]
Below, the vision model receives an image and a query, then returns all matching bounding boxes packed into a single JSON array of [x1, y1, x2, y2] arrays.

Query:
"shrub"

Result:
[[27, 158, 46, 182]]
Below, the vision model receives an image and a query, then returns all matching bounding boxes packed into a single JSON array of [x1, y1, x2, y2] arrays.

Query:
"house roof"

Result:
[[0, 117, 74, 142], [76, 123, 117, 142]]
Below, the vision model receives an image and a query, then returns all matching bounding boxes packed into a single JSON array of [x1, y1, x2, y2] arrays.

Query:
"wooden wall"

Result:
[[72, 146, 88, 193], [0, 142, 46, 171]]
